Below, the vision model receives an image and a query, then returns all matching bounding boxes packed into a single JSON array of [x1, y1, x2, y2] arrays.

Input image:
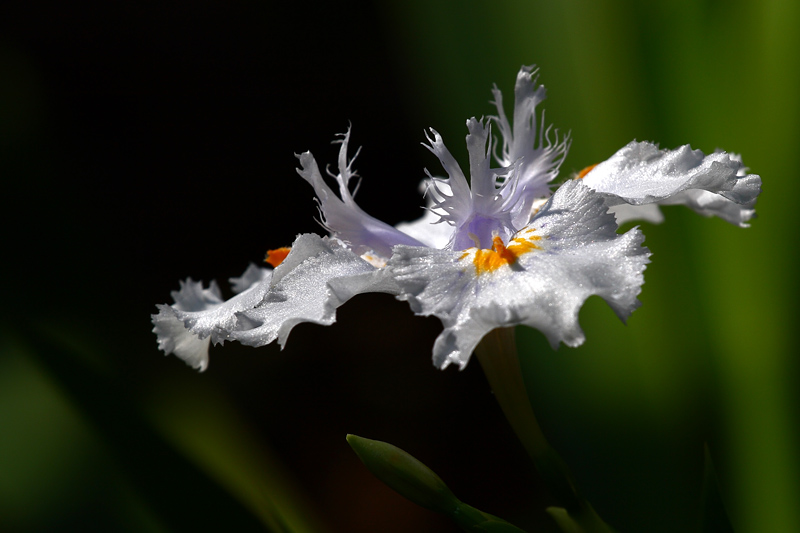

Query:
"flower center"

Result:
[[467, 232, 541, 274], [452, 214, 516, 251]]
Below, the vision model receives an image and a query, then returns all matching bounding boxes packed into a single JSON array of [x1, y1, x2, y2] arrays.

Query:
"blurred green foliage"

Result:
[[1, 1, 797, 532], [385, 0, 800, 531]]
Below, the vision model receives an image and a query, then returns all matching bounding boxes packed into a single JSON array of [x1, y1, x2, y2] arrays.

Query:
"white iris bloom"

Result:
[[153, 66, 760, 371]]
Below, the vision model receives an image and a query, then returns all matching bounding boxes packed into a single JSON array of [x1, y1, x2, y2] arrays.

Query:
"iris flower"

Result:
[[153, 66, 760, 371]]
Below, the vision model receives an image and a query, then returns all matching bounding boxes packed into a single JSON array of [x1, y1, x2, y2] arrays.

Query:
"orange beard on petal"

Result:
[[265, 247, 291, 268], [576, 163, 598, 180], [472, 234, 541, 274]]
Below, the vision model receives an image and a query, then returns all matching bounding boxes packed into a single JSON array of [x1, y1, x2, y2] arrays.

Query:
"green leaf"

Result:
[[13, 324, 301, 533], [451, 503, 528, 532], [547, 507, 586, 533], [546, 506, 617, 533]]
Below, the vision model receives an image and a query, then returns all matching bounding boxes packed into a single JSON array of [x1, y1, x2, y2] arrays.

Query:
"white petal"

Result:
[[297, 129, 425, 258], [151, 270, 271, 371], [608, 203, 665, 225], [230, 263, 270, 294], [232, 233, 399, 347], [394, 208, 454, 250], [152, 306, 212, 371], [659, 189, 756, 226], [581, 141, 761, 226], [393, 180, 455, 249], [173, 271, 272, 345], [389, 180, 650, 369]]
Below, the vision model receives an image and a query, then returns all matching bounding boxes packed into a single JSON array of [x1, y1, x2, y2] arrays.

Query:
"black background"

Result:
[[1, 2, 545, 532]]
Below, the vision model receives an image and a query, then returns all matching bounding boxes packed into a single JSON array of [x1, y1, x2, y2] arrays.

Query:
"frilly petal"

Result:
[[490, 65, 570, 223], [152, 307, 212, 371], [151, 268, 270, 371], [389, 180, 650, 369], [172, 271, 272, 346], [152, 233, 402, 370], [581, 141, 761, 227], [421, 128, 474, 229], [232, 233, 399, 347], [658, 189, 756, 226]]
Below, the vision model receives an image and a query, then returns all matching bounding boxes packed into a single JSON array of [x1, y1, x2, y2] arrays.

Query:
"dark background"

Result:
[[1, 2, 541, 532], [2, 1, 799, 532]]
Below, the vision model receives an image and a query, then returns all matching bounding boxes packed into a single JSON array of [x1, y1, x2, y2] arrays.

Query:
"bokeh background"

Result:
[[1, 1, 798, 532]]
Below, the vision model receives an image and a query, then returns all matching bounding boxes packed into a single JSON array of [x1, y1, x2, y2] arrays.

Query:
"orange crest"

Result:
[[576, 163, 598, 180], [265, 247, 291, 268], [471, 234, 541, 274]]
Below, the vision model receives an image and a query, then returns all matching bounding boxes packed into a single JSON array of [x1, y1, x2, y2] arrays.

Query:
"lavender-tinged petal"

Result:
[[296, 131, 426, 258], [510, 66, 548, 162], [490, 65, 570, 220], [422, 128, 473, 228], [465, 118, 494, 201]]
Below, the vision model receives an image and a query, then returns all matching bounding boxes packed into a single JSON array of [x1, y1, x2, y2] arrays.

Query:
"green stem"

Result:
[[474, 328, 612, 531], [474, 327, 549, 459]]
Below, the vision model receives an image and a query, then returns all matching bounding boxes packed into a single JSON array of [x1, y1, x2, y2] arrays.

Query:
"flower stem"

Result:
[[474, 328, 613, 530], [474, 328, 549, 459]]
